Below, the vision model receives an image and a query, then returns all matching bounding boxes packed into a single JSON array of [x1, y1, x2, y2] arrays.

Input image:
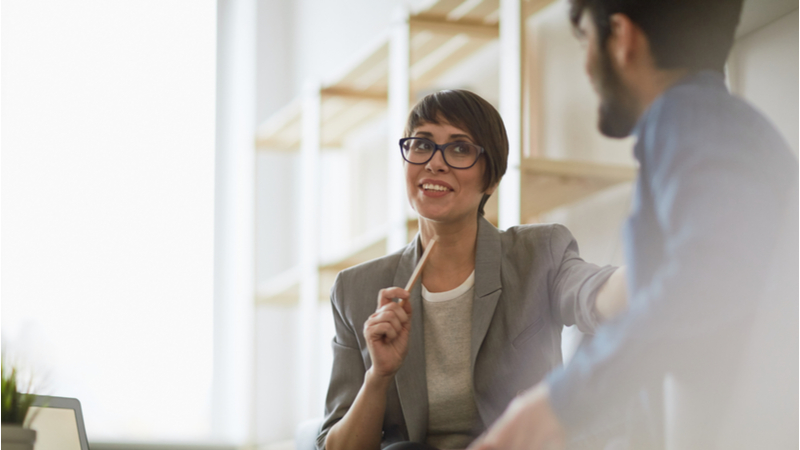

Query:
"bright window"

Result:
[[2, 0, 217, 442]]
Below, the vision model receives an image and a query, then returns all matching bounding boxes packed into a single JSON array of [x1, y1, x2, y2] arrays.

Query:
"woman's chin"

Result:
[[417, 213, 445, 223], [416, 209, 476, 226], [416, 208, 450, 224]]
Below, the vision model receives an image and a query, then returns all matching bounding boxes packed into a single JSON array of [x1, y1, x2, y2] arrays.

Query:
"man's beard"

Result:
[[597, 46, 639, 138]]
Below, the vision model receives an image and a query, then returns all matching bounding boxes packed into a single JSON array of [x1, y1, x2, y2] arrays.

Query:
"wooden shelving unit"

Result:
[[520, 158, 637, 222], [255, 0, 636, 306], [255, 4, 501, 152], [255, 267, 301, 306]]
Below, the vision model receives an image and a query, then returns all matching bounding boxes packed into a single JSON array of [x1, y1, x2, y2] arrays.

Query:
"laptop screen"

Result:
[[24, 396, 89, 450], [27, 406, 82, 450]]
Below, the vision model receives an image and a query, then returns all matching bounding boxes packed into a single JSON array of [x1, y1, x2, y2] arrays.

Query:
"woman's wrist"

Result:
[[365, 367, 395, 391]]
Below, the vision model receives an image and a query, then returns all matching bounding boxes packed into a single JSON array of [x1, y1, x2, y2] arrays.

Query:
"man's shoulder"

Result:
[[643, 75, 794, 166], [655, 77, 780, 140]]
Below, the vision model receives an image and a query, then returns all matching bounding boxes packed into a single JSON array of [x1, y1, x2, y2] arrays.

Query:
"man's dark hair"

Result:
[[570, 0, 744, 73], [404, 89, 508, 217]]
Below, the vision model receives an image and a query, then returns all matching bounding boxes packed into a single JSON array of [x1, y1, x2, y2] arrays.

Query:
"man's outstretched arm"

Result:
[[469, 383, 564, 450]]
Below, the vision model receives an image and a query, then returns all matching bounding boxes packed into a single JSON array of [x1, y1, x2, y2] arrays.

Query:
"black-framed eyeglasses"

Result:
[[399, 137, 485, 169]]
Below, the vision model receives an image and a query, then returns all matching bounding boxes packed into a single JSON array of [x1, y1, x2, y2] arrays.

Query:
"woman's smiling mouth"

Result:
[[419, 180, 454, 197], [422, 183, 449, 192]]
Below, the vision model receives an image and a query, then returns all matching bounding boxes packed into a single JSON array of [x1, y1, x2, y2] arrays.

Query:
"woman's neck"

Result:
[[418, 215, 479, 292]]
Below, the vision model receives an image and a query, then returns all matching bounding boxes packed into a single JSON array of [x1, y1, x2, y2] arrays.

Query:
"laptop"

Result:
[[24, 395, 90, 450]]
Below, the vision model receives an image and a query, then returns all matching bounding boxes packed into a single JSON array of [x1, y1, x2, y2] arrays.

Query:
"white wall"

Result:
[[730, 8, 799, 155], [291, 0, 399, 95], [257, 0, 295, 123]]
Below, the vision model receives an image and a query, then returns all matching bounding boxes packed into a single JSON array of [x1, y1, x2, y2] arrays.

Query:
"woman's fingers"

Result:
[[365, 309, 404, 335], [377, 287, 410, 308], [399, 294, 413, 317], [365, 322, 398, 341], [377, 302, 409, 323], [373, 310, 403, 332], [365, 287, 414, 349]]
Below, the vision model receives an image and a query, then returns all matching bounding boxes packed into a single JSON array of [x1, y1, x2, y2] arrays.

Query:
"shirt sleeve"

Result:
[[546, 91, 795, 432], [548, 224, 618, 334], [316, 273, 366, 450]]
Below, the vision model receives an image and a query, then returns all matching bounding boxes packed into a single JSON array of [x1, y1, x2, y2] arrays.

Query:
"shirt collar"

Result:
[[630, 70, 727, 161], [632, 70, 726, 139]]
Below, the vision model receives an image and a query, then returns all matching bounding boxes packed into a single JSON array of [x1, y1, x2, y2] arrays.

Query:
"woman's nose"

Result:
[[425, 149, 449, 172]]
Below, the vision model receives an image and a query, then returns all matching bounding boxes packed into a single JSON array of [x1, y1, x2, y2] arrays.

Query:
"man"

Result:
[[470, 0, 798, 449]]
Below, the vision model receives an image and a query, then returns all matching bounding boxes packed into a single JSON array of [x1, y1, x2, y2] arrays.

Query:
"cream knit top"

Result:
[[422, 271, 480, 449]]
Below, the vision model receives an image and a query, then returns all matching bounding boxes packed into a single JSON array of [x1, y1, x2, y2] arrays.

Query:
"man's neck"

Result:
[[632, 67, 691, 119]]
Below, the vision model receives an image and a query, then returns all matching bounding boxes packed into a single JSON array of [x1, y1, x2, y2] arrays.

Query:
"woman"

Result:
[[318, 90, 626, 450]]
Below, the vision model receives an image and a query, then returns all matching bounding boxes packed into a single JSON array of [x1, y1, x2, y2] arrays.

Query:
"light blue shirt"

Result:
[[547, 71, 798, 445]]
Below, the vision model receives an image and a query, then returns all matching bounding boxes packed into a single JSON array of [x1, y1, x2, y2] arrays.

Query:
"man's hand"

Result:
[[469, 382, 566, 450]]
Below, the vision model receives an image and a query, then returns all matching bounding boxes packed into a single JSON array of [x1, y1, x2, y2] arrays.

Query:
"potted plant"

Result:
[[1, 353, 38, 450]]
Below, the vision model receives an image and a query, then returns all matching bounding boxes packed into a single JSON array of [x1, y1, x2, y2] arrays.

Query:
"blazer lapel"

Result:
[[393, 235, 428, 442], [471, 216, 503, 370]]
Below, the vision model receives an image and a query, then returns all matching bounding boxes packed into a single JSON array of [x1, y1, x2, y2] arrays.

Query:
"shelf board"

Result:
[[255, 268, 301, 306], [523, 0, 560, 17], [414, 0, 499, 23], [255, 93, 387, 151], [255, 98, 303, 150], [410, 28, 496, 90], [321, 32, 391, 95], [520, 157, 637, 222], [318, 228, 392, 303], [413, 0, 558, 23], [258, 230, 393, 305], [318, 229, 389, 273]]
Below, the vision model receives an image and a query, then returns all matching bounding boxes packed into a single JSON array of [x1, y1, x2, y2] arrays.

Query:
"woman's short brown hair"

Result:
[[404, 90, 508, 216]]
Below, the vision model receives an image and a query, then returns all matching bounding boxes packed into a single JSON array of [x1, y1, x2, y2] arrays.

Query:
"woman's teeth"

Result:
[[422, 184, 449, 192]]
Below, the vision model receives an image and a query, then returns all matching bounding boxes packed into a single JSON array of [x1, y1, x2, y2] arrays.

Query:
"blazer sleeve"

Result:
[[548, 224, 617, 333], [316, 273, 366, 450]]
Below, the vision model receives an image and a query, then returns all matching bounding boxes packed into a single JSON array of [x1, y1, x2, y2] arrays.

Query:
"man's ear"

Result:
[[607, 13, 638, 68]]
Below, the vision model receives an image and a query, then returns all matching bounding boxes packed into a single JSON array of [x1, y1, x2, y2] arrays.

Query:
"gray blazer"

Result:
[[317, 217, 616, 449]]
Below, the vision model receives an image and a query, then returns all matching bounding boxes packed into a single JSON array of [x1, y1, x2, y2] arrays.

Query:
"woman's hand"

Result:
[[327, 288, 412, 450], [363, 287, 413, 379]]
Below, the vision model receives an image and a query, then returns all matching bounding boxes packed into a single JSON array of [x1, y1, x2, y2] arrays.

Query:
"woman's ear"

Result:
[[484, 181, 499, 196]]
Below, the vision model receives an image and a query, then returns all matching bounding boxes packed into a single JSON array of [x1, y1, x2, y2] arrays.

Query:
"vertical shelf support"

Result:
[[499, 0, 524, 229], [296, 83, 322, 423], [388, 6, 411, 251], [213, 0, 256, 443]]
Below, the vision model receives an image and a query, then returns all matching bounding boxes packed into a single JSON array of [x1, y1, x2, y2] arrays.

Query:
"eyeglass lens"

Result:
[[401, 138, 481, 168]]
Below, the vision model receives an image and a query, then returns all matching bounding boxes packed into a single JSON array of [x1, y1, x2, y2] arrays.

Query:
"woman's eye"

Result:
[[416, 142, 433, 151], [452, 144, 471, 154]]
